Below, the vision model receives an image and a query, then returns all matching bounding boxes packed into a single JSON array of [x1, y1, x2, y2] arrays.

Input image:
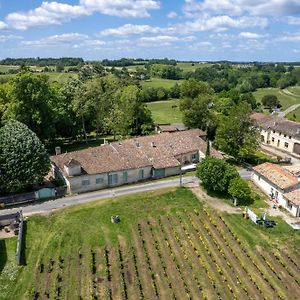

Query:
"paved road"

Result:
[[278, 104, 300, 117], [0, 170, 251, 217]]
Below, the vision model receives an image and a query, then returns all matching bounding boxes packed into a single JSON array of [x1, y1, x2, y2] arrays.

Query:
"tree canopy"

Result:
[[261, 94, 281, 109], [196, 157, 238, 192], [0, 120, 50, 193], [214, 102, 259, 159]]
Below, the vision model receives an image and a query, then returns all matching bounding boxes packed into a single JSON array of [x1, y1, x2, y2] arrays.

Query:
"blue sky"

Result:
[[0, 0, 300, 61]]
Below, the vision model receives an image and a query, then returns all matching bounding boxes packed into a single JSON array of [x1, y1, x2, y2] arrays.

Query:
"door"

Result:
[[154, 168, 165, 178]]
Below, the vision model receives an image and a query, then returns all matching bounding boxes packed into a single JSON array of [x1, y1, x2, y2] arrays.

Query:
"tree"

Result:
[[107, 85, 153, 137], [214, 102, 259, 159], [180, 79, 216, 138], [261, 94, 280, 109], [0, 120, 50, 193], [196, 157, 238, 192], [3, 72, 56, 140], [228, 177, 253, 205], [180, 79, 213, 99]]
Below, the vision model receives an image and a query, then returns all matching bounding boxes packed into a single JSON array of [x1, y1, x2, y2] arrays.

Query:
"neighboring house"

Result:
[[252, 162, 300, 217], [51, 129, 221, 194], [252, 113, 300, 156], [155, 123, 188, 133]]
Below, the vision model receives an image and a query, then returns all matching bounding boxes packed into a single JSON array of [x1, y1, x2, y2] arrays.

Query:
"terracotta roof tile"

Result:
[[284, 189, 300, 206], [51, 129, 221, 177], [253, 162, 299, 190]]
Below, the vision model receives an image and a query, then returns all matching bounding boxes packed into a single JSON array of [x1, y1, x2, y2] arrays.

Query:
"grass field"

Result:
[[177, 62, 210, 72], [287, 85, 300, 96], [141, 78, 183, 89], [1, 187, 299, 299], [254, 87, 300, 110], [0, 72, 77, 84], [147, 99, 183, 123]]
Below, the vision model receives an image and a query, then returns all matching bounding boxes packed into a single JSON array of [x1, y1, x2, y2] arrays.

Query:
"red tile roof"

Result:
[[51, 129, 221, 177], [253, 162, 299, 190]]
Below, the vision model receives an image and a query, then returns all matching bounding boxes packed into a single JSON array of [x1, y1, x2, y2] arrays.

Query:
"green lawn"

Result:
[[147, 99, 183, 123], [141, 77, 183, 89], [253, 87, 300, 110]]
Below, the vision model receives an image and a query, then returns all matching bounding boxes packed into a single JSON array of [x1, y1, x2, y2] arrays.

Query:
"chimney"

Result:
[[55, 146, 61, 155], [151, 141, 156, 147], [136, 142, 140, 148]]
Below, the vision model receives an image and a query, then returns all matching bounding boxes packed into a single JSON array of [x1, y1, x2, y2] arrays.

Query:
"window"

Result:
[[258, 176, 261, 181], [108, 174, 118, 185], [271, 137, 275, 142], [138, 169, 144, 179], [192, 154, 197, 160], [82, 179, 90, 186], [289, 136, 292, 139], [279, 132, 281, 136], [273, 130, 275, 133], [287, 200, 293, 210], [96, 177, 103, 184], [284, 134, 286, 137], [123, 171, 128, 182], [284, 142, 289, 148]]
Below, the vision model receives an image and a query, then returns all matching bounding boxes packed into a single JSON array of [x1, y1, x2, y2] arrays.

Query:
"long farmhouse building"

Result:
[[51, 129, 221, 194]]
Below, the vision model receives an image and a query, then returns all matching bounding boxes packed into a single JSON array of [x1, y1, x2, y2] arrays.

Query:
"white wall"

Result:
[[165, 166, 181, 177], [252, 172, 300, 217], [67, 166, 153, 194]]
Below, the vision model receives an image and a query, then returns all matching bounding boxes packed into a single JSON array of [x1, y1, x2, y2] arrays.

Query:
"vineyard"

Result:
[[1, 187, 300, 299]]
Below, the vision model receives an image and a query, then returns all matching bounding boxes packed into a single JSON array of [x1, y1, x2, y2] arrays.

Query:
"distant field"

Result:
[[141, 78, 183, 89], [0, 72, 77, 84], [177, 62, 210, 72], [147, 99, 183, 123], [0, 65, 19, 72], [46, 72, 78, 83], [287, 85, 300, 96], [1, 187, 299, 299], [253, 87, 300, 110]]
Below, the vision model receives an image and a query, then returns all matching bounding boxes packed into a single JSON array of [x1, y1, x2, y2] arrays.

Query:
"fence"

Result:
[[0, 186, 67, 208]]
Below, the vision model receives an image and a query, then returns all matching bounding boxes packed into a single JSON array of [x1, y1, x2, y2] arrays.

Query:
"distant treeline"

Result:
[[100, 58, 177, 67], [0, 57, 84, 67]]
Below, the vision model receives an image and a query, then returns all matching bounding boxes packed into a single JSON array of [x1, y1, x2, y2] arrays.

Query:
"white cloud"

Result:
[[183, 0, 300, 17], [140, 35, 179, 43], [100, 24, 162, 36], [6, 2, 88, 30], [0, 21, 8, 30], [276, 31, 300, 42], [80, 0, 160, 18], [287, 16, 300, 25], [239, 32, 264, 39], [21, 33, 90, 46], [181, 15, 268, 34], [5, 0, 160, 30], [167, 11, 178, 19], [0, 35, 23, 42]]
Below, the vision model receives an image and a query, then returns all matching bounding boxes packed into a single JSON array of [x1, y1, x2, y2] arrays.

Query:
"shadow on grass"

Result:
[[19, 221, 27, 266], [203, 185, 255, 206], [0, 239, 7, 272]]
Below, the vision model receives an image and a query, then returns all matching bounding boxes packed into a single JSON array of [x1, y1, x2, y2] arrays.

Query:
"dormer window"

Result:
[[64, 159, 81, 176]]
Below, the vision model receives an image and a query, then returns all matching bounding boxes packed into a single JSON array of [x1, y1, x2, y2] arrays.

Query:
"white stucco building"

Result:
[[252, 162, 300, 217], [51, 129, 221, 194]]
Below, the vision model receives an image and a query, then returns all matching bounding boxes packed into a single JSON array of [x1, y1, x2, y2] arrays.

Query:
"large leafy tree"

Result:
[[107, 85, 153, 137], [196, 157, 238, 192], [3, 72, 56, 140], [0, 120, 50, 193], [180, 79, 216, 138], [214, 102, 259, 159]]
